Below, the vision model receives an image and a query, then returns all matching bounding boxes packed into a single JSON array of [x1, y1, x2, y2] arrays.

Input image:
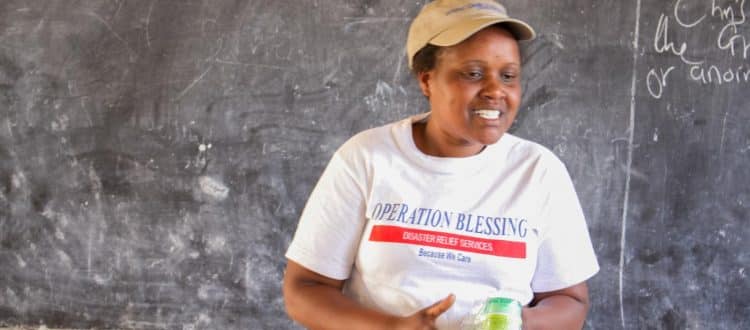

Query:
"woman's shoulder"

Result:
[[333, 116, 412, 162], [339, 115, 414, 151], [499, 134, 567, 169], [339, 122, 392, 150], [501, 133, 556, 157]]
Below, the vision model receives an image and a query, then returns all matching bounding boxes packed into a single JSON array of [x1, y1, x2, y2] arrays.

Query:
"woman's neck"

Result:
[[412, 120, 485, 158]]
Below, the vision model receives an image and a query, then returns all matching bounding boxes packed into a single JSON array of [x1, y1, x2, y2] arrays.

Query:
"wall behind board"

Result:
[[0, 0, 747, 329]]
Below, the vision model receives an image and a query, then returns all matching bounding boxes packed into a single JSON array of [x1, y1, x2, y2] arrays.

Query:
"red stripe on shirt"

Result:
[[368, 225, 526, 259]]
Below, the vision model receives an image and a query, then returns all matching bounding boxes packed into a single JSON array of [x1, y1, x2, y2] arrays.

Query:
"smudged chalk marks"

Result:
[[197, 176, 229, 201]]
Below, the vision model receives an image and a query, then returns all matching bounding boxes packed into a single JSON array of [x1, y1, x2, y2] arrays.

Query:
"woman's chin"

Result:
[[475, 131, 505, 146]]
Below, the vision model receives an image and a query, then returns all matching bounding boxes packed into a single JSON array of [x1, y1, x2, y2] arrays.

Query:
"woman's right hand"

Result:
[[391, 294, 456, 330], [284, 260, 455, 330]]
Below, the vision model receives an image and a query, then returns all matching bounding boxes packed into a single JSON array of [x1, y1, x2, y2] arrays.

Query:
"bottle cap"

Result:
[[483, 297, 522, 315]]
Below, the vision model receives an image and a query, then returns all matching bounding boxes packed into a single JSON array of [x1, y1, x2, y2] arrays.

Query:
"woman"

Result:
[[283, 1, 599, 329]]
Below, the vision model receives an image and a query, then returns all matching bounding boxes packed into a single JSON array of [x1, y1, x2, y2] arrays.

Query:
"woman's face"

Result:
[[418, 26, 522, 156]]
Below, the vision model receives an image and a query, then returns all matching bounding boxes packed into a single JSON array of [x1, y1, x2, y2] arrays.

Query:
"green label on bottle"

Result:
[[483, 314, 509, 329]]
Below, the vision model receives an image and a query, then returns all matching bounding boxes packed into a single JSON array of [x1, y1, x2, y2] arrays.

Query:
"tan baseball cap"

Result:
[[407, 0, 536, 68]]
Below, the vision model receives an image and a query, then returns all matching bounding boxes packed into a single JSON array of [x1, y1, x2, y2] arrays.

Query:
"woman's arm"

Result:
[[521, 281, 590, 330], [283, 260, 455, 330]]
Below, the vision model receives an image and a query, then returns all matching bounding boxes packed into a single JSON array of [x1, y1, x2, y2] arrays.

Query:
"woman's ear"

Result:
[[417, 71, 432, 98]]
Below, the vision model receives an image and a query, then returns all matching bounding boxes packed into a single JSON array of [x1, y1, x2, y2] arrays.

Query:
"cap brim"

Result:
[[430, 16, 536, 47]]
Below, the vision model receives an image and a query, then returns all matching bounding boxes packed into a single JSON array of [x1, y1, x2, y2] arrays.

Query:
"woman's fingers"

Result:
[[424, 294, 456, 319]]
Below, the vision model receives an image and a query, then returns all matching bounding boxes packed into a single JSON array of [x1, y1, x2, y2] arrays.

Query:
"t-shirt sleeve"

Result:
[[531, 156, 599, 292], [285, 150, 368, 280]]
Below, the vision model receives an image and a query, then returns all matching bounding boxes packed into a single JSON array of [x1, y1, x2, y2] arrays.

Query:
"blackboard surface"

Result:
[[1, 1, 747, 329]]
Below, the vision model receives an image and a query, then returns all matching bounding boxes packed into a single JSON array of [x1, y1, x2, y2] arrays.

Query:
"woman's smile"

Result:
[[473, 109, 502, 120]]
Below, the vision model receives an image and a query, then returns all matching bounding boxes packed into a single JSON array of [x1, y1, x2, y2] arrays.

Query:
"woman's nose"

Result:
[[480, 76, 506, 101]]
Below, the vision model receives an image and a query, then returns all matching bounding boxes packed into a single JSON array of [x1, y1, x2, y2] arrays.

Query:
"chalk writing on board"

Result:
[[647, 0, 749, 99]]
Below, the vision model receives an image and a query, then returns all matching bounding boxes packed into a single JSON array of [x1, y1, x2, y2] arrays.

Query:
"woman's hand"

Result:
[[391, 294, 456, 330], [284, 260, 455, 330]]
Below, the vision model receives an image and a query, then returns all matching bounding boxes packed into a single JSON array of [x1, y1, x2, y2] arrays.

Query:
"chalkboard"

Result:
[[0, 0, 747, 329]]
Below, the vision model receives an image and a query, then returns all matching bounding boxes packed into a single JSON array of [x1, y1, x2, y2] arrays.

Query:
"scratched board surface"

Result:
[[0, 0, 747, 329]]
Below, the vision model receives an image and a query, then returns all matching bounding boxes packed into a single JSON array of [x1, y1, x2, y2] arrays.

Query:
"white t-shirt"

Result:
[[286, 113, 599, 329]]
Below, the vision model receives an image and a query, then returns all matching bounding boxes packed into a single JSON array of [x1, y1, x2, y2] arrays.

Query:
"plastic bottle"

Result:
[[479, 296, 522, 330], [461, 295, 523, 330]]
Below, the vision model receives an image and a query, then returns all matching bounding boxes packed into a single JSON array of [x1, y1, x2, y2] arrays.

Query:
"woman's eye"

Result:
[[501, 73, 518, 82], [463, 71, 483, 80]]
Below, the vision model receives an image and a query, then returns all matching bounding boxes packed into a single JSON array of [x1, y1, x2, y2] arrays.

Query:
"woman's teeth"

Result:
[[474, 110, 501, 119]]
